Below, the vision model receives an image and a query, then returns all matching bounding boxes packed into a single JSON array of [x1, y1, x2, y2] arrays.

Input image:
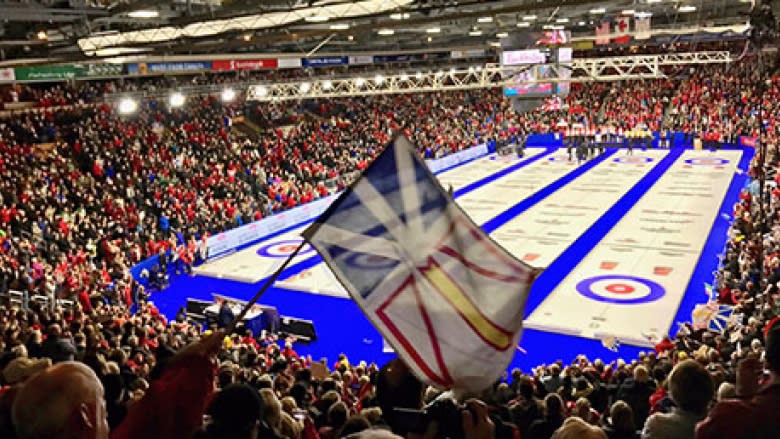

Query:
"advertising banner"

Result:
[[301, 56, 348, 67], [211, 59, 278, 71], [14, 65, 85, 81], [128, 61, 211, 75]]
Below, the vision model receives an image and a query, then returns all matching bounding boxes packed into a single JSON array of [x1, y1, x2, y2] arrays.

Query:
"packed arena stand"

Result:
[[0, 57, 780, 438]]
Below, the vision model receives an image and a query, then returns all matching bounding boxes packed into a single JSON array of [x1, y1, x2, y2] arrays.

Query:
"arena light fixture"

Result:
[[678, 5, 696, 12], [299, 82, 311, 93], [390, 12, 410, 19], [469, 30, 483, 36], [556, 18, 569, 23], [305, 15, 330, 22], [221, 88, 236, 102], [355, 77, 366, 87], [128, 10, 159, 19], [426, 27, 441, 33], [36, 30, 48, 41], [590, 7, 606, 14], [635, 11, 653, 18], [378, 28, 395, 35], [322, 80, 333, 90], [468, 66, 475, 73], [256, 85, 268, 97], [169, 92, 185, 108], [118, 97, 138, 115], [427, 36, 433, 43], [489, 41, 501, 47], [522, 15, 537, 21], [329, 23, 350, 30], [374, 74, 384, 84], [415, 71, 422, 79], [621, 9, 635, 15], [400, 73, 409, 80], [496, 32, 509, 38], [647, 0, 662, 3], [477, 16, 493, 23], [516, 22, 530, 28], [347, 35, 354, 41], [543, 24, 564, 30], [578, 21, 586, 26]]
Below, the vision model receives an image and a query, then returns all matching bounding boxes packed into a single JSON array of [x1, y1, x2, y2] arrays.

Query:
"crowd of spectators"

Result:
[[0, 53, 779, 438]]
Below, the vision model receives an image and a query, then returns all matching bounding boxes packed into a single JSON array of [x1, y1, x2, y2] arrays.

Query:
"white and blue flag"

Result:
[[303, 136, 537, 392]]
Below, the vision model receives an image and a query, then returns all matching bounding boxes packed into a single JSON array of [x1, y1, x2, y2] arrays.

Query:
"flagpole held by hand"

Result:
[[226, 241, 305, 334]]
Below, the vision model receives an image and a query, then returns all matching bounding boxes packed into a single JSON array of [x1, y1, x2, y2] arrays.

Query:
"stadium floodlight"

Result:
[[635, 11, 653, 18], [469, 30, 483, 36], [128, 10, 159, 19], [517, 22, 530, 28], [355, 77, 365, 87], [678, 5, 696, 12], [390, 12, 410, 20], [221, 88, 236, 102], [590, 7, 606, 14], [329, 23, 349, 30], [556, 18, 569, 23], [256, 85, 268, 97], [322, 80, 333, 90], [522, 15, 537, 21], [621, 9, 635, 15], [496, 32, 509, 38], [118, 97, 138, 115], [299, 82, 311, 93], [468, 66, 475, 73], [400, 73, 409, 80], [478, 16, 493, 23], [378, 28, 395, 36], [426, 27, 441, 33], [374, 74, 384, 85], [169, 92, 185, 107], [415, 71, 422, 79], [647, 0, 662, 3]]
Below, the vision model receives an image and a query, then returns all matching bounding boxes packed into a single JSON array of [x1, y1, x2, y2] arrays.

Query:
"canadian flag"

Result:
[[614, 16, 631, 44]]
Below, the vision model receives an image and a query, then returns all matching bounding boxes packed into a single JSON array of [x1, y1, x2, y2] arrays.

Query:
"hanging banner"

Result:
[[348, 55, 374, 65], [211, 59, 278, 71], [635, 16, 651, 40], [451, 49, 486, 59], [128, 61, 211, 75], [84, 63, 125, 77], [301, 56, 349, 67], [14, 65, 85, 81], [614, 16, 632, 44], [595, 21, 611, 45], [278, 58, 303, 69], [0, 68, 15, 82]]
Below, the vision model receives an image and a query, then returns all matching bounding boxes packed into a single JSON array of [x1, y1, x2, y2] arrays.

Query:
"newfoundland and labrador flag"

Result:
[[303, 136, 537, 392]]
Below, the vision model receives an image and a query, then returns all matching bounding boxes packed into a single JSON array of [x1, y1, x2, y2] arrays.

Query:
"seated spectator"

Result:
[[197, 383, 264, 439], [527, 393, 566, 439], [552, 417, 607, 439], [696, 319, 780, 438], [11, 361, 108, 439], [642, 359, 713, 438], [601, 401, 639, 439]]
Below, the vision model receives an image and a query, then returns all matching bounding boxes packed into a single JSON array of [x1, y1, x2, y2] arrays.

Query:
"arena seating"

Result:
[[1, 55, 780, 439]]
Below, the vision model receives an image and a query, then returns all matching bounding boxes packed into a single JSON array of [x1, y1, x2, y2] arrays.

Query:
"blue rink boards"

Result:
[[151, 147, 753, 371]]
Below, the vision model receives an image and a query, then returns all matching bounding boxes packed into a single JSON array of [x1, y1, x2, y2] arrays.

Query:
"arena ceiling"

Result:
[[0, 0, 756, 63]]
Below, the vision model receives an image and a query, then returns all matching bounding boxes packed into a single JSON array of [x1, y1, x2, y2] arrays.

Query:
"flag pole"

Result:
[[225, 241, 305, 334]]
